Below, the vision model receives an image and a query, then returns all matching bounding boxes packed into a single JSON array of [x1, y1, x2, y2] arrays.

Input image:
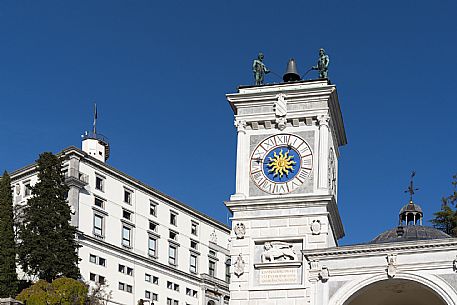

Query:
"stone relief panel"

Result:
[[248, 131, 315, 197], [260, 241, 297, 262], [253, 240, 303, 286]]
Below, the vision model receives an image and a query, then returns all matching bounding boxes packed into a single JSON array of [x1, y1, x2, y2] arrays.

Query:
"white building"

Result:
[[10, 131, 231, 305], [224, 78, 457, 305]]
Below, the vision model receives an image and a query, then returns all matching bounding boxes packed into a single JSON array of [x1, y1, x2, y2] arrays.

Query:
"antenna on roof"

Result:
[[93, 102, 98, 135]]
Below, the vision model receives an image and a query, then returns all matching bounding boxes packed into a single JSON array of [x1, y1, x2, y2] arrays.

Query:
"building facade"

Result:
[[11, 135, 231, 305]]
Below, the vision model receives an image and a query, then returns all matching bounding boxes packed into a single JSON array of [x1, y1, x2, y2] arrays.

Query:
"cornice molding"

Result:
[[302, 238, 457, 260]]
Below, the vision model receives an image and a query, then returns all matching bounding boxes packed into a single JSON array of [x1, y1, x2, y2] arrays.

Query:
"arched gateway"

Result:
[[345, 279, 445, 305], [328, 274, 457, 305]]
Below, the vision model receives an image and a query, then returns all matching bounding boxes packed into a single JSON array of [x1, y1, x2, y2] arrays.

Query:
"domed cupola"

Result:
[[370, 172, 451, 244], [399, 200, 423, 226]]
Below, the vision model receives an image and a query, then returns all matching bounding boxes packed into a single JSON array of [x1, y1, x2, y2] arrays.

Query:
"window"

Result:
[[209, 259, 216, 277], [152, 293, 158, 301], [149, 221, 157, 232], [190, 240, 198, 250], [126, 285, 132, 293], [186, 288, 198, 298], [209, 250, 216, 257], [145, 274, 151, 282], [148, 237, 157, 257], [191, 222, 198, 236], [225, 258, 231, 282], [174, 300, 179, 305], [124, 189, 132, 204], [122, 210, 131, 221], [122, 226, 131, 248], [190, 254, 198, 273], [93, 214, 104, 237], [145, 290, 151, 299], [119, 264, 125, 273], [167, 298, 172, 305], [150, 201, 157, 216], [95, 176, 104, 191], [167, 281, 173, 289], [98, 257, 106, 267], [170, 211, 177, 226], [24, 182, 32, 197], [169, 245, 177, 266], [127, 267, 133, 276], [94, 197, 104, 208], [90, 273, 104, 284], [89, 254, 97, 263], [174, 284, 179, 292], [169, 230, 178, 240], [152, 276, 159, 285], [119, 282, 125, 291]]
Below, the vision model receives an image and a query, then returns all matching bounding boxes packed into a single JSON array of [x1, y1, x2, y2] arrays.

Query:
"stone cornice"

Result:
[[10, 146, 231, 233], [226, 194, 344, 242], [302, 238, 457, 260], [227, 79, 347, 147]]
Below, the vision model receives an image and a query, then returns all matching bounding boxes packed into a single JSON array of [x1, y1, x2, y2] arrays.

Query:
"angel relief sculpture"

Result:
[[260, 241, 297, 262]]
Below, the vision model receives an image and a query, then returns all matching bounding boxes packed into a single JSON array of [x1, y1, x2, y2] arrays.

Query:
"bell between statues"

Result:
[[282, 58, 301, 82]]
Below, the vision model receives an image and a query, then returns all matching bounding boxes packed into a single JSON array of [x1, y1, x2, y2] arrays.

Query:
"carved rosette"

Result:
[[310, 220, 322, 235]]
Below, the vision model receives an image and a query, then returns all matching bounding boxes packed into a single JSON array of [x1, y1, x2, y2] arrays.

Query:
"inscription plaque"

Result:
[[259, 268, 299, 285]]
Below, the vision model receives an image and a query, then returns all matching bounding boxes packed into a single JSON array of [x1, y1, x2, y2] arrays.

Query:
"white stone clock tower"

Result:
[[225, 79, 347, 305]]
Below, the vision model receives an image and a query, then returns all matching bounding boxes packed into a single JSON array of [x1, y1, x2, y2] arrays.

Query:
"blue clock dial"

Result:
[[262, 147, 301, 183], [250, 134, 313, 194]]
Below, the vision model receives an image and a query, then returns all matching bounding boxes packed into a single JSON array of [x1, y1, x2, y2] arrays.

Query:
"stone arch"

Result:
[[328, 273, 457, 305]]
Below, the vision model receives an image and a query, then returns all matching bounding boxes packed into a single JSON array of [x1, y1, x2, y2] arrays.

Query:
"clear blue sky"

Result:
[[1, 1, 456, 245]]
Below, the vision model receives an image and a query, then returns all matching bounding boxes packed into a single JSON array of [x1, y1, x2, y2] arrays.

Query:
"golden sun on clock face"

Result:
[[250, 134, 313, 195]]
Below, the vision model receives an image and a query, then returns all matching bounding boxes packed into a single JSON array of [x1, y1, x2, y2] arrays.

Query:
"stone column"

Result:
[[232, 120, 248, 199], [318, 115, 330, 189]]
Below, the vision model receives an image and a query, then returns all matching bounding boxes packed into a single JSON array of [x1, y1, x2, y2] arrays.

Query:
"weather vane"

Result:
[[405, 171, 419, 202]]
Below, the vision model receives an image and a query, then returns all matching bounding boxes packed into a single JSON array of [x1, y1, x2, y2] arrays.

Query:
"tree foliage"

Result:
[[0, 171, 19, 297], [432, 174, 457, 237], [17, 152, 80, 282], [16, 278, 88, 305]]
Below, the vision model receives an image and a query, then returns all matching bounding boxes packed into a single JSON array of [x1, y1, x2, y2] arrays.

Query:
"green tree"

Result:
[[0, 171, 19, 297], [18, 152, 80, 282], [432, 174, 457, 237], [16, 277, 88, 305], [431, 204, 457, 236]]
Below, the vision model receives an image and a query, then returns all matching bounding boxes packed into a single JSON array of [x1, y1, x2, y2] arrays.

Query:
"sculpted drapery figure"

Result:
[[253, 52, 270, 85], [313, 48, 330, 79]]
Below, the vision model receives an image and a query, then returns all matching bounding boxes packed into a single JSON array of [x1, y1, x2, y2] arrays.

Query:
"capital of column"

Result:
[[317, 114, 330, 127], [234, 119, 247, 133]]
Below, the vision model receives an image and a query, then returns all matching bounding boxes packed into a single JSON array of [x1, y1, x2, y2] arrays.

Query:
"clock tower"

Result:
[[225, 78, 347, 304]]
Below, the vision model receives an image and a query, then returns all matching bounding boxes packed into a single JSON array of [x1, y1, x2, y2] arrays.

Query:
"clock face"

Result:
[[250, 134, 313, 194]]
